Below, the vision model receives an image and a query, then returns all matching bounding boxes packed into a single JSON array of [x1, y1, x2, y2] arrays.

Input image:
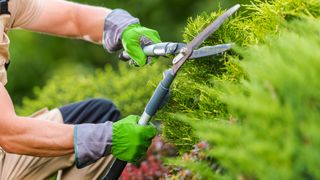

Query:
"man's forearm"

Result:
[[23, 0, 112, 44], [1, 115, 74, 157], [68, 2, 111, 43], [0, 85, 74, 157]]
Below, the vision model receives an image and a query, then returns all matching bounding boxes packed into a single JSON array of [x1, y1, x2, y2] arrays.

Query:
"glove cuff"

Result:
[[103, 9, 140, 52], [74, 122, 113, 168]]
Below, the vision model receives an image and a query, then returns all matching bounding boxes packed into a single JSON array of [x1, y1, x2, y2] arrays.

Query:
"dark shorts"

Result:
[[59, 98, 121, 124]]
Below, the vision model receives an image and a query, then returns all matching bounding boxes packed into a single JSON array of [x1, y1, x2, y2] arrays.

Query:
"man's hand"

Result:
[[74, 115, 157, 168], [122, 24, 161, 66], [112, 115, 157, 162], [103, 9, 162, 67]]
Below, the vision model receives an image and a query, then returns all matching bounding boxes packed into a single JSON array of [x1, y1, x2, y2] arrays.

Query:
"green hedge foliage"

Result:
[[170, 18, 320, 179], [165, 0, 320, 179], [220, 19, 320, 179], [160, 0, 320, 152], [17, 63, 163, 116]]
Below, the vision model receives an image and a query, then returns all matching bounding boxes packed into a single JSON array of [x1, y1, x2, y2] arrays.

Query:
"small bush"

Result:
[[160, 0, 320, 153], [17, 63, 163, 116], [161, 0, 320, 179], [172, 18, 320, 179]]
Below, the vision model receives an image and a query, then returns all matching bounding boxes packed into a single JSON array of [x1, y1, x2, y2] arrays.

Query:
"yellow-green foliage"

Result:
[[160, 0, 320, 152], [17, 64, 163, 116], [164, 0, 320, 178], [174, 18, 320, 179], [183, 0, 320, 47]]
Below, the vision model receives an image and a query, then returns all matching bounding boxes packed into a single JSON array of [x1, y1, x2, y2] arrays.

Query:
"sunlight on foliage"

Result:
[[160, 0, 320, 154], [162, 0, 320, 179], [17, 63, 163, 116]]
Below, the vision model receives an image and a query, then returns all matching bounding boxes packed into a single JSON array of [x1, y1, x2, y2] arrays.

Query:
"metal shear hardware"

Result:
[[120, 42, 233, 64]]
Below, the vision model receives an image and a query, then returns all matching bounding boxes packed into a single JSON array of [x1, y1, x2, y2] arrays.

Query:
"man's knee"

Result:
[[86, 98, 116, 113], [59, 98, 121, 124], [86, 98, 121, 123]]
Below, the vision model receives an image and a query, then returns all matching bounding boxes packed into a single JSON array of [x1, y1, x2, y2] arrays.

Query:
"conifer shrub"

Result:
[[163, 0, 320, 178], [170, 18, 320, 179], [160, 0, 320, 152]]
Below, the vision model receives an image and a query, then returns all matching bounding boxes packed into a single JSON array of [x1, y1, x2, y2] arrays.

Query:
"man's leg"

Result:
[[0, 98, 121, 180], [60, 98, 120, 124]]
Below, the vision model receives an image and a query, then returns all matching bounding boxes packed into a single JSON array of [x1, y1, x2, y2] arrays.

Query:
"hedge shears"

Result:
[[103, 4, 240, 180], [119, 42, 233, 64]]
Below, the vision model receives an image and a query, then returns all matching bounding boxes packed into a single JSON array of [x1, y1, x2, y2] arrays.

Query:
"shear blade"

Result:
[[189, 44, 233, 59], [173, 4, 240, 73]]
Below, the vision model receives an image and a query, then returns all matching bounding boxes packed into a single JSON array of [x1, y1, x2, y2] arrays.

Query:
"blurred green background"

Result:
[[7, 0, 248, 105]]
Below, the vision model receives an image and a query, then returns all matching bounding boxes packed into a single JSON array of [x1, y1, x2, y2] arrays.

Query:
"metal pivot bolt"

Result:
[[172, 47, 190, 64], [180, 47, 189, 55]]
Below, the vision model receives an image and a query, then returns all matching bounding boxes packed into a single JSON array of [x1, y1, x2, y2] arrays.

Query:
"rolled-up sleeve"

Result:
[[0, 0, 43, 85], [0, 33, 9, 86], [0, 62, 7, 85], [8, 0, 44, 29]]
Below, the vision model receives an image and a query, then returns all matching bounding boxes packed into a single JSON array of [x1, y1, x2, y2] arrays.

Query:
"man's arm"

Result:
[[16, 0, 161, 66], [0, 84, 74, 156], [22, 0, 111, 43]]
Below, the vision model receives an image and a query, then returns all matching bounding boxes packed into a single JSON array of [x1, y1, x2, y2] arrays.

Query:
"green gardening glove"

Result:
[[112, 115, 157, 162], [103, 9, 161, 67], [122, 24, 161, 66]]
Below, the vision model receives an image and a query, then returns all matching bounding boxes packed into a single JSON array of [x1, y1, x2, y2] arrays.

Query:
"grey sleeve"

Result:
[[102, 9, 140, 52], [74, 122, 113, 168]]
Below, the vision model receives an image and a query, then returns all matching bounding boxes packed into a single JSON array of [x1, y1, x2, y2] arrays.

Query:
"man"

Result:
[[0, 0, 160, 179]]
